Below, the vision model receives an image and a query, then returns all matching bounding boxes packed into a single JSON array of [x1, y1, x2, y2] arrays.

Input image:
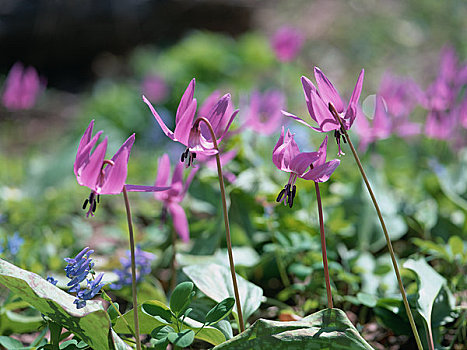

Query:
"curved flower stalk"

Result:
[[155, 154, 198, 243], [272, 127, 339, 308], [283, 67, 364, 155], [74, 120, 169, 217], [143, 79, 238, 166], [2, 62, 45, 110], [273, 127, 340, 208], [270, 26, 304, 63]]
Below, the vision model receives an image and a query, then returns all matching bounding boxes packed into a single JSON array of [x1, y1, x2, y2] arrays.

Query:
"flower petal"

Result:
[[78, 137, 108, 189], [174, 99, 197, 146], [155, 154, 171, 188], [111, 134, 135, 164], [314, 67, 344, 113], [289, 151, 320, 176], [168, 202, 189, 243], [143, 95, 175, 139], [74, 129, 103, 178], [310, 89, 340, 132], [301, 76, 319, 122], [301, 159, 340, 182], [176, 79, 196, 124], [315, 135, 329, 167], [125, 185, 171, 192], [99, 147, 129, 194]]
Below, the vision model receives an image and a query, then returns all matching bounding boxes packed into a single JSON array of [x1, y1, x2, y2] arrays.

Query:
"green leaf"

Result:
[[0, 336, 24, 349], [213, 308, 373, 349], [114, 305, 225, 346], [206, 298, 235, 325], [151, 325, 175, 344], [107, 302, 119, 321], [448, 235, 464, 256], [170, 281, 194, 316], [143, 301, 173, 323], [183, 264, 263, 321], [0, 258, 131, 350], [167, 329, 195, 348]]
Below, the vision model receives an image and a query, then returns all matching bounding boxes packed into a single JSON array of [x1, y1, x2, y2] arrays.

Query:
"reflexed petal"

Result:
[[281, 110, 318, 130], [155, 154, 171, 188], [315, 136, 329, 166], [218, 109, 239, 141], [314, 67, 344, 113], [310, 89, 340, 132], [207, 93, 230, 136], [125, 185, 171, 192], [74, 130, 103, 177], [176, 79, 196, 124], [289, 152, 320, 176], [301, 76, 319, 121], [301, 159, 340, 182], [143, 95, 175, 139], [168, 202, 189, 242], [199, 90, 221, 118], [99, 148, 129, 194], [171, 161, 184, 187], [111, 134, 135, 163], [78, 137, 108, 189]]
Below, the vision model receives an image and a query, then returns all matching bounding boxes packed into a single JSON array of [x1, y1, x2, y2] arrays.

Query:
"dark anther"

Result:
[[276, 189, 286, 202], [287, 192, 294, 208], [181, 152, 186, 162], [97, 194, 100, 203], [291, 185, 296, 200], [342, 136, 347, 143], [92, 200, 97, 213], [82, 199, 89, 209], [192, 153, 196, 159]]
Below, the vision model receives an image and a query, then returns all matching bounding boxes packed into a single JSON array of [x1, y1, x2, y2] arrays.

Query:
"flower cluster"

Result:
[[63, 247, 105, 309], [110, 246, 155, 290]]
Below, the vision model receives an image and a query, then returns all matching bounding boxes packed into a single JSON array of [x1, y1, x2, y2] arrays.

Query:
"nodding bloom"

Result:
[[270, 26, 304, 63], [283, 67, 364, 155], [74, 120, 169, 217], [143, 79, 238, 167], [273, 127, 340, 208], [243, 90, 285, 136], [110, 246, 155, 289], [154, 154, 197, 242], [2, 62, 44, 110]]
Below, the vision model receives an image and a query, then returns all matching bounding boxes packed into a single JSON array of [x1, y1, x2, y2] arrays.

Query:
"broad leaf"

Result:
[[115, 302, 225, 346], [167, 329, 195, 348], [170, 281, 194, 316], [213, 308, 373, 349], [206, 297, 235, 325], [0, 259, 131, 350], [183, 264, 263, 321], [143, 300, 173, 323]]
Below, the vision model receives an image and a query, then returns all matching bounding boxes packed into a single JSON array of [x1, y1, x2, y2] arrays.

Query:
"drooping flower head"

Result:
[[243, 90, 285, 136], [154, 154, 197, 242], [143, 79, 238, 167], [273, 127, 340, 207], [2, 62, 45, 110], [283, 67, 364, 155], [74, 120, 168, 217], [270, 26, 304, 63]]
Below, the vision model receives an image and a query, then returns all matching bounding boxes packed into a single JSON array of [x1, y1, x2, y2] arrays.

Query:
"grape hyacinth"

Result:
[[110, 246, 155, 290]]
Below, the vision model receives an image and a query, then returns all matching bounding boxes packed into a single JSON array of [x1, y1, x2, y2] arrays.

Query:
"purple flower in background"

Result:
[[6, 232, 24, 256], [143, 79, 238, 167], [74, 120, 169, 217], [270, 26, 304, 63], [2, 62, 44, 110], [273, 127, 340, 207], [110, 246, 155, 289], [243, 90, 285, 135], [47, 276, 58, 286], [154, 154, 197, 242], [283, 67, 364, 155], [141, 74, 168, 103]]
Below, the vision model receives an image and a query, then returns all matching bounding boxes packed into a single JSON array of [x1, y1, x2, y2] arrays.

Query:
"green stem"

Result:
[[330, 105, 423, 350], [314, 182, 333, 309], [102, 290, 136, 339], [122, 186, 142, 350], [194, 117, 245, 333]]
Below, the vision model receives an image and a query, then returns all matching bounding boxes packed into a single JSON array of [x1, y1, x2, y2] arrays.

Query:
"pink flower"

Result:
[[273, 127, 340, 208], [141, 75, 168, 103], [154, 154, 197, 242], [243, 90, 285, 135], [270, 26, 304, 63], [143, 79, 238, 166], [283, 67, 364, 155], [75, 120, 168, 217], [2, 62, 44, 110]]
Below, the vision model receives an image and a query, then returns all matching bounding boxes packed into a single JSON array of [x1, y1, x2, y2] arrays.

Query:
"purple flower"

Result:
[[76, 273, 105, 302], [270, 26, 304, 63], [243, 90, 285, 135], [75, 120, 169, 217], [64, 247, 94, 288], [283, 67, 364, 155], [143, 79, 238, 167], [2, 62, 45, 110], [6, 232, 24, 256], [141, 74, 169, 103], [46, 276, 58, 286], [273, 127, 340, 208], [110, 246, 155, 289], [154, 154, 197, 242]]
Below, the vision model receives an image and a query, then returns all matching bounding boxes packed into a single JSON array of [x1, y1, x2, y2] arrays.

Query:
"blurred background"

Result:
[[0, 1, 466, 349]]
